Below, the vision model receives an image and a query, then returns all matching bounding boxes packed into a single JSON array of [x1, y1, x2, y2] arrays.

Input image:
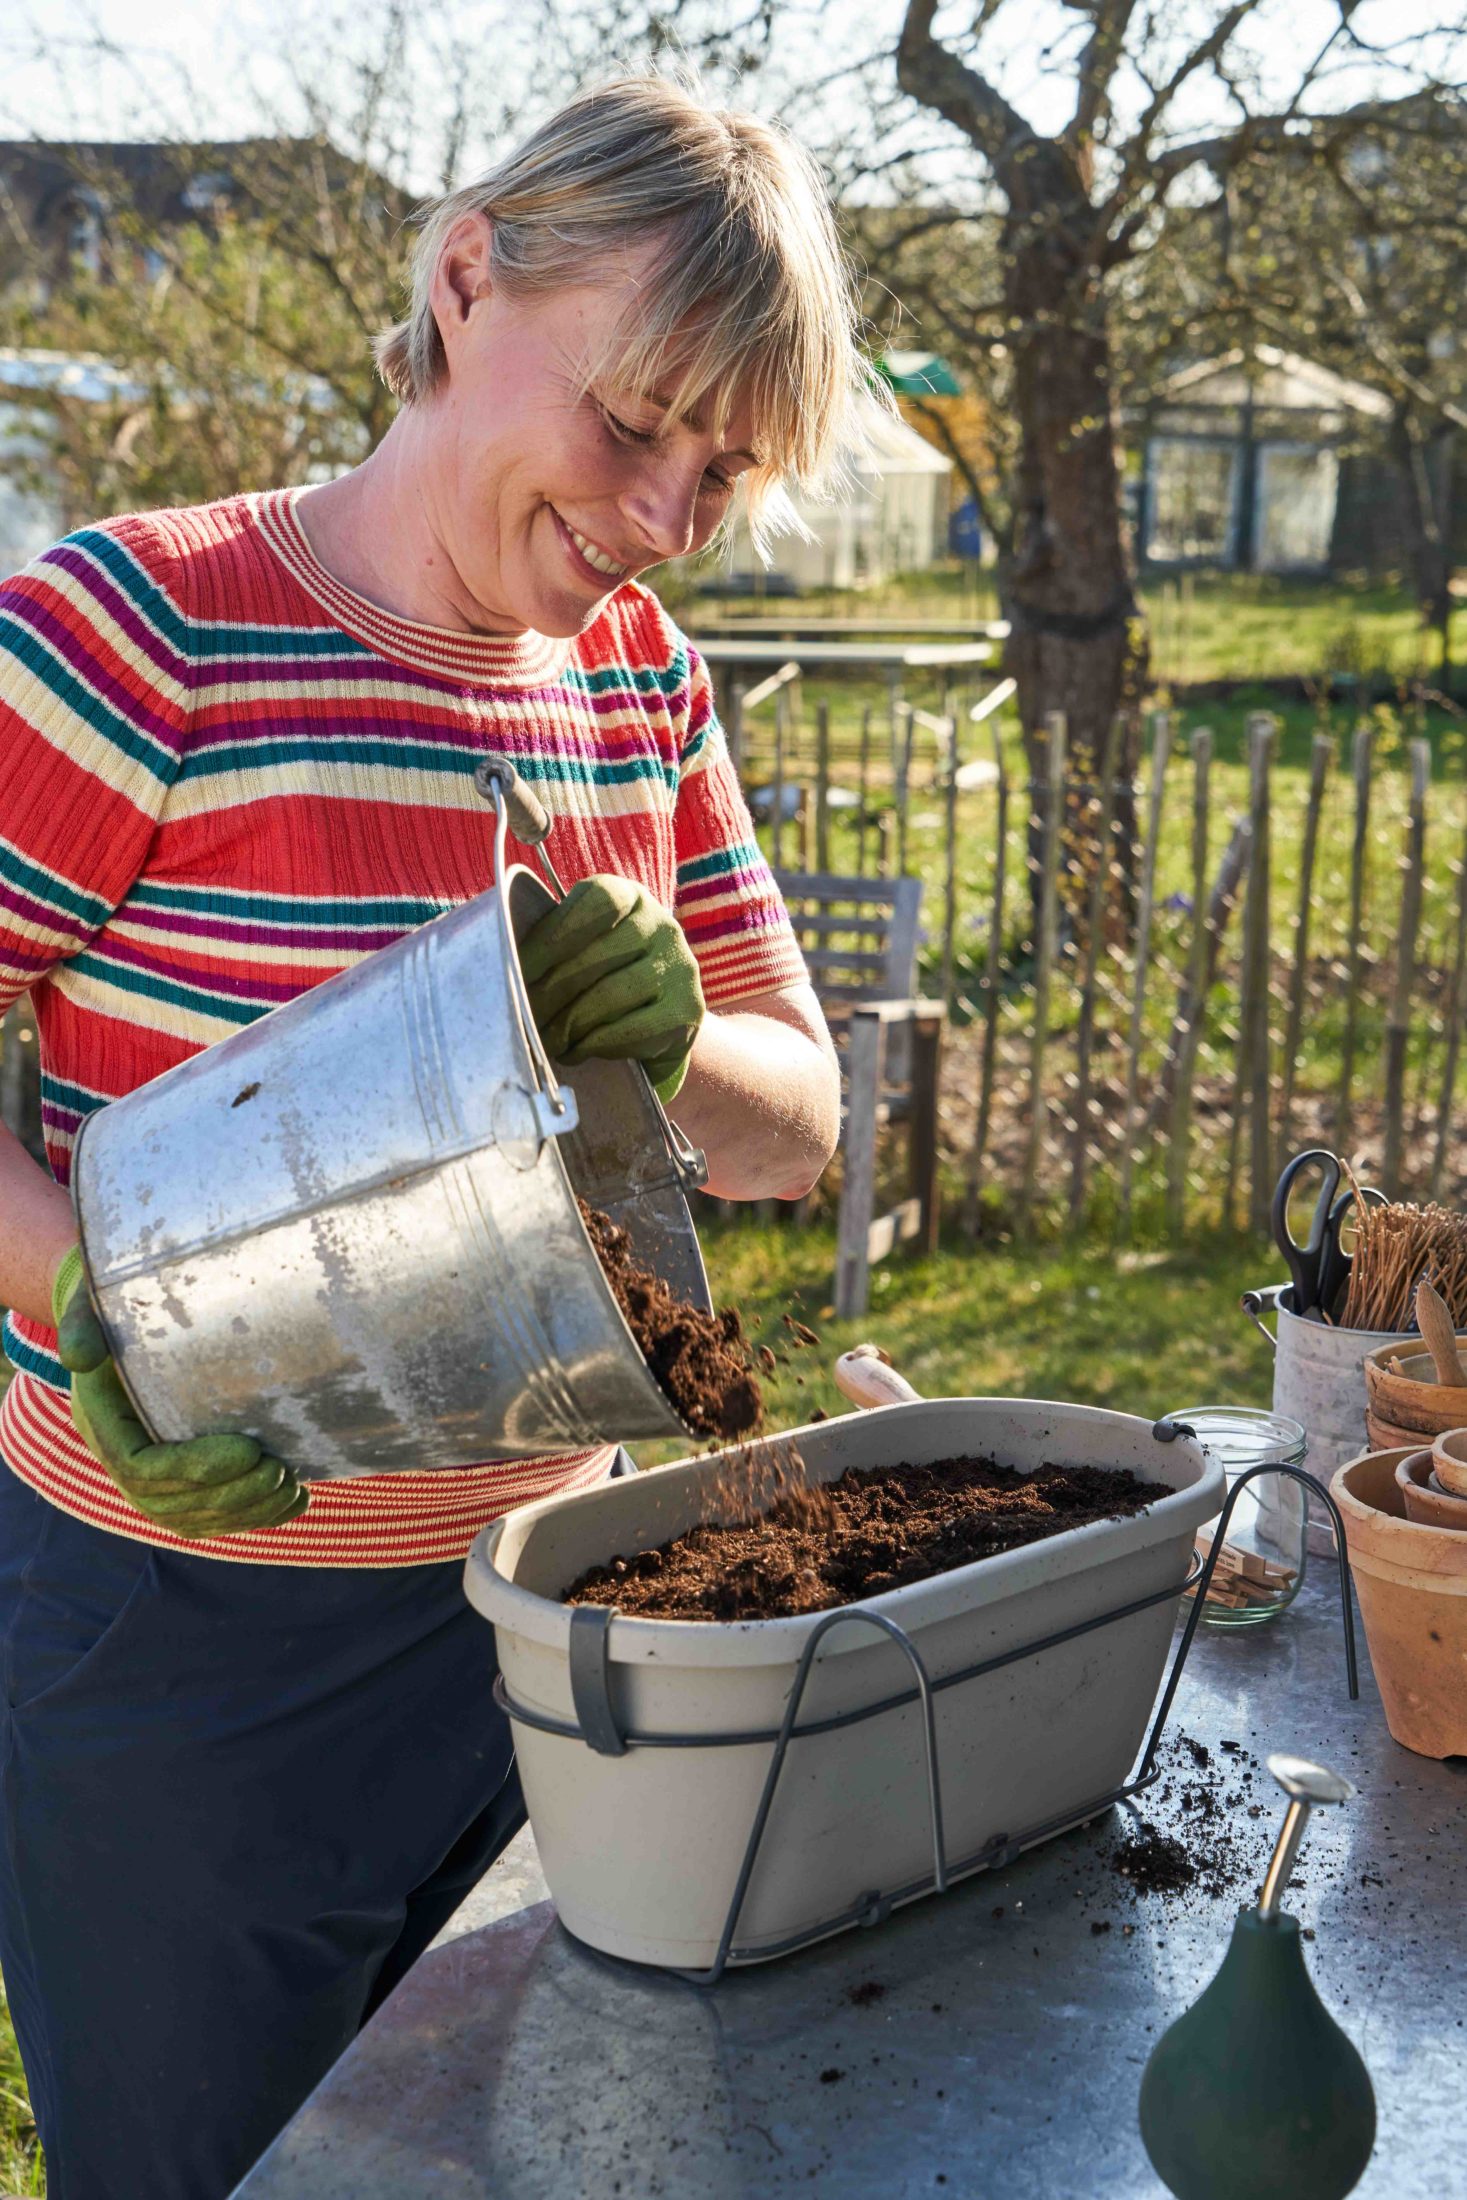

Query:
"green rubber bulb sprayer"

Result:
[[1139, 1753, 1376, 2200]]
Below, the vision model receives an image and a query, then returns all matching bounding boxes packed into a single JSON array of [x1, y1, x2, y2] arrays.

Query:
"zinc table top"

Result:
[[233, 1573, 1463, 2200]]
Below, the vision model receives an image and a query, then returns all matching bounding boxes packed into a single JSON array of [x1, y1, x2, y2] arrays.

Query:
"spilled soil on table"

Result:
[[562, 1452, 1168, 1621]]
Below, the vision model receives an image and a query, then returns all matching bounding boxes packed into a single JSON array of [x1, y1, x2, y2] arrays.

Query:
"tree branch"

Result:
[[896, 0, 1038, 172]]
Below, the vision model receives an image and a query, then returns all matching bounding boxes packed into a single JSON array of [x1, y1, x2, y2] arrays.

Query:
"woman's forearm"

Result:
[[0, 1119, 75, 1326], [671, 986, 840, 1201]]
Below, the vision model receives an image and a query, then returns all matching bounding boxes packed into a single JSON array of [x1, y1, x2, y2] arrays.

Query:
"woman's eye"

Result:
[[601, 406, 656, 448]]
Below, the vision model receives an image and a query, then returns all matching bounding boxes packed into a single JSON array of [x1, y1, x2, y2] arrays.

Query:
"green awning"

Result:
[[879, 349, 962, 398]]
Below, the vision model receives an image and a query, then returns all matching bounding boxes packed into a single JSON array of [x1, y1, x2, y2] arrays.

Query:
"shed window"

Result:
[[1253, 444, 1338, 571], [1145, 439, 1238, 563]]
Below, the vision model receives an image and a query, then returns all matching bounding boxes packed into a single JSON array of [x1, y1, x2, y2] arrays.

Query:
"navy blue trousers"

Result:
[[0, 1464, 527, 2200]]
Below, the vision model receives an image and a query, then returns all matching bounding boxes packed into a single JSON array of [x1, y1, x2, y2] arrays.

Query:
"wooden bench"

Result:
[[774, 871, 945, 1318]]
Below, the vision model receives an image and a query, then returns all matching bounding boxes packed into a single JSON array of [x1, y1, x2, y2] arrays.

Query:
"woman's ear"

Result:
[[430, 211, 495, 365]]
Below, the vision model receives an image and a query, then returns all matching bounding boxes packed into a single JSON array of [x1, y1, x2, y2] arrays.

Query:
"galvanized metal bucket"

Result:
[[72, 776, 710, 1478], [1240, 1281, 1417, 1554]]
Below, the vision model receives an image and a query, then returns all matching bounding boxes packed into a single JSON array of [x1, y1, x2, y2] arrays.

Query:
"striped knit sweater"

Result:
[[0, 487, 804, 1565]]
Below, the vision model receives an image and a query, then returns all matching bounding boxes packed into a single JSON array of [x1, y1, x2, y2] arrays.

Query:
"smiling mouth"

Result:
[[551, 509, 629, 581]]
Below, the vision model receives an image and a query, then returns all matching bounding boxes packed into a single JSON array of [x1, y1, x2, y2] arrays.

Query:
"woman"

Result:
[[0, 74, 864, 2198]]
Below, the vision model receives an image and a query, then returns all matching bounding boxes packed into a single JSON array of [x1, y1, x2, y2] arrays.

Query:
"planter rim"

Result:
[[468, 1397, 1223, 1669]]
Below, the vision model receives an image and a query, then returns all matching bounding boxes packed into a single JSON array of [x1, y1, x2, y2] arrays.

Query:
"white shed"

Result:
[[0, 349, 146, 579], [716, 408, 952, 591]]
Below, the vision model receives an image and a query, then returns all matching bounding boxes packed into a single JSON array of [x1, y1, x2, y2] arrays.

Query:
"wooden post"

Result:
[[1117, 710, 1173, 1233], [771, 685, 787, 871], [856, 705, 873, 876], [910, 1010, 943, 1256], [1164, 728, 1213, 1233], [1017, 711, 1066, 1239], [835, 1009, 884, 1318], [940, 715, 960, 1014], [895, 702, 917, 876], [1430, 800, 1467, 1201], [727, 679, 746, 780], [1150, 810, 1249, 1138], [1069, 712, 1124, 1217], [1278, 730, 1332, 1170], [1338, 722, 1374, 1153], [0, 999, 28, 1138], [1244, 716, 1275, 1237], [814, 698, 832, 874], [1382, 740, 1431, 1198], [965, 718, 1010, 1231]]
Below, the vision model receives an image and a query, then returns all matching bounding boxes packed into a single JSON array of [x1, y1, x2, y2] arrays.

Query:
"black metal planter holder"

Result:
[[493, 1431, 1359, 1987]]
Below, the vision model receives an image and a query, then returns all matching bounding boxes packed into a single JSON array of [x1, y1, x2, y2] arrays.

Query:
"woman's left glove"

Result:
[[51, 1246, 310, 1538], [518, 875, 705, 1104]]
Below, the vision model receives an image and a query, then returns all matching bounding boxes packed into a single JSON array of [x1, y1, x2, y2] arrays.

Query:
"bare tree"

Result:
[[887, 1, 1467, 778]]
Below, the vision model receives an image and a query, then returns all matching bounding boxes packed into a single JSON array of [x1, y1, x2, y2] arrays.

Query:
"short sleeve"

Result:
[[0, 519, 188, 1013], [672, 644, 808, 1007]]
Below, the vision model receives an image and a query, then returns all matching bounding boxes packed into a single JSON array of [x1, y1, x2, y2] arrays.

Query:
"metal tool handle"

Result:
[[1240, 1282, 1290, 1352], [653, 1095, 708, 1192], [834, 1345, 923, 1409], [475, 764, 571, 1127], [474, 754, 566, 896], [474, 755, 707, 1187]]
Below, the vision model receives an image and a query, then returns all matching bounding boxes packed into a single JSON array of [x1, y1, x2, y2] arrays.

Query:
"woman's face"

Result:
[[421, 216, 761, 637]]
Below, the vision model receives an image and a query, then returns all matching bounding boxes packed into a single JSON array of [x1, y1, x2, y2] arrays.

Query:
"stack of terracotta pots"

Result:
[[1363, 1343, 1467, 1452], [1331, 1431, 1467, 1759]]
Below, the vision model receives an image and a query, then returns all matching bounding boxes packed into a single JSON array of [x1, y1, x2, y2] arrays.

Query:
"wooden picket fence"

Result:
[[729, 677, 1467, 1238]]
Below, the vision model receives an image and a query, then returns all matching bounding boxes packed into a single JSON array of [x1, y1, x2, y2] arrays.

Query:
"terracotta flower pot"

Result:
[[1332, 1447, 1467, 1759], [1363, 1345, 1467, 1442], [1430, 1427, 1467, 1498], [1394, 1448, 1467, 1531], [1366, 1405, 1442, 1453]]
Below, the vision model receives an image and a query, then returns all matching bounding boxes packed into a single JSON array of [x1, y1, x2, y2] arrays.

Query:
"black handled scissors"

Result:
[[1272, 1150, 1385, 1319]]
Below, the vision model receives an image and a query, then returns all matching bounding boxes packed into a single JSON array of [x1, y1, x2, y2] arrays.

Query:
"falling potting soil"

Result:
[[561, 1453, 1168, 1621], [579, 1200, 763, 1441]]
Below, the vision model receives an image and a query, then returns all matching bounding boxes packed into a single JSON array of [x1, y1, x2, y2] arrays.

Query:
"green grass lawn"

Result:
[[688, 560, 1466, 692], [639, 1217, 1275, 1460]]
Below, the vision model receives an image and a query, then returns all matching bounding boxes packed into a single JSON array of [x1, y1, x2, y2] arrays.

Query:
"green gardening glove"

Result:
[[518, 875, 705, 1105], [51, 1246, 309, 1538]]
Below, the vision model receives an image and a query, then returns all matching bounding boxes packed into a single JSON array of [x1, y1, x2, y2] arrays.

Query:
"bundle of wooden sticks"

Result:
[[1339, 1195, 1467, 1333]]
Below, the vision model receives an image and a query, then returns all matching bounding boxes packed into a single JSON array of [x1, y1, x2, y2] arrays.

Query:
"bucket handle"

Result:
[[1240, 1282, 1290, 1352], [474, 754, 708, 1192], [475, 757, 573, 1135]]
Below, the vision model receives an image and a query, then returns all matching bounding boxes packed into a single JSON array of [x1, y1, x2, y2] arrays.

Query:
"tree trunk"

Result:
[[1392, 410, 1457, 695], [996, 154, 1148, 931]]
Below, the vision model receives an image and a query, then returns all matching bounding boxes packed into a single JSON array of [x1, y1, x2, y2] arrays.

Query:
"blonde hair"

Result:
[[374, 74, 880, 553]]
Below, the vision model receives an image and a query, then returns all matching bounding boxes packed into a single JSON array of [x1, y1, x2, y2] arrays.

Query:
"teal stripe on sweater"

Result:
[[67, 948, 270, 1027], [61, 529, 370, 663], [177, 736, 678, 792], [677, 840, 764, 884], [39, 1069, 112, 1120], [0, 612, 179, 786], [126, 879, 452, 927], [1, 1313, 68, 1393], [0, 837, 114, 931]]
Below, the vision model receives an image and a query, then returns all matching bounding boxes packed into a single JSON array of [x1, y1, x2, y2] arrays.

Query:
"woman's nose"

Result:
[[621, 469, 701, 561]]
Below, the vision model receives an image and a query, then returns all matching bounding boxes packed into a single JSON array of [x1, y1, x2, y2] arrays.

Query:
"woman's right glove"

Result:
[[51, 1246, 309, 1538]]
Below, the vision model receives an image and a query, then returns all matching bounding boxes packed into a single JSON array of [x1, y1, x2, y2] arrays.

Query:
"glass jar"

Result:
[[1169, 1406, 1309, 1627]]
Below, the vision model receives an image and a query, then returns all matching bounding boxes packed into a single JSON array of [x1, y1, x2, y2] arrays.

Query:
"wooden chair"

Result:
[[773, 871, 945, 1317]]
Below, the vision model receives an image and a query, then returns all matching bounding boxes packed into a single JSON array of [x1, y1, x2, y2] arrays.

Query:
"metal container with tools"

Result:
[[70, 758, 709, 1477]]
